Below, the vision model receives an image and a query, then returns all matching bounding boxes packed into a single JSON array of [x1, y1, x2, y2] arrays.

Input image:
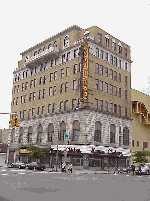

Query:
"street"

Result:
[[0, 166, 150, 201]]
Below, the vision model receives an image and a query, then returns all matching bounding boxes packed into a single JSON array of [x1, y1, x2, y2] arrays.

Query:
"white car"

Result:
[[135, 163, 150, 175]]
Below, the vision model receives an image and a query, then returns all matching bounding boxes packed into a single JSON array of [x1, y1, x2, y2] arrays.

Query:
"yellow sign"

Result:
[[82, 45, 89, 100], [19, 149, 32, 154]]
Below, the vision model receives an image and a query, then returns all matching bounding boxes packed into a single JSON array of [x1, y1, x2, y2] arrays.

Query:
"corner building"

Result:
[[8, 25, 132, 169]]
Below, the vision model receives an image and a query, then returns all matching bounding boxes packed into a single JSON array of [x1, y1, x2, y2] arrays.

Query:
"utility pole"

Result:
[[56, 121, 60, 172]]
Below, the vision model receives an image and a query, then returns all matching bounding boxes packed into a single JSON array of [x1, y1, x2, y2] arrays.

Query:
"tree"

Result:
[[132, 148, 150, 163], [27, 143, 46, 162]]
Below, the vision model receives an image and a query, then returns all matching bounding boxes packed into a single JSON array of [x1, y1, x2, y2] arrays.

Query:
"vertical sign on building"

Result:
[[80, 40, 89, 101]]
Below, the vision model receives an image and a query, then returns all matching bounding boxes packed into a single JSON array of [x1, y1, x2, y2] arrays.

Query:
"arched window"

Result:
[[19, 127, 23, 143], [53, 41, 57, 48], [59, 121, 66, 141], [43, 46, 47, 51], [34, 51, 37, 56], [48, 44, 52, 49], [38, 49, 42, 54], [94, 121, 101, 142], [37, 124, 43, 143], [28, 126, 33, 143], [123, 127, 129, 145], [72, 120, 80, 141], [64, 35, 69, 47], [47, 123, 54, 142], [11, 128, 15, 143], [110, 124, 115, 143]]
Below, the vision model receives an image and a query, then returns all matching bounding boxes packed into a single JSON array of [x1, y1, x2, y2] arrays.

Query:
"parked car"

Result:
[[117, 165, 132, 173], [9, 161, 26, 169], [135, 163, 150, 175], [26, 162, 46, 171]]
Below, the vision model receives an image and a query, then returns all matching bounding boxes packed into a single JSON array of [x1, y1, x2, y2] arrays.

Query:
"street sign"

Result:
[[64, 135, 68, 140]]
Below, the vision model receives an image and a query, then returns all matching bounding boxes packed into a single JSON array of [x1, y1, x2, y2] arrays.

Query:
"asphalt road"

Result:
[[0, 166, 150, 201]]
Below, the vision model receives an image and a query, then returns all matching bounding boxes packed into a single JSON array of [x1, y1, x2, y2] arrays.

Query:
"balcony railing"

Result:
[[25, 47, 60, 67]]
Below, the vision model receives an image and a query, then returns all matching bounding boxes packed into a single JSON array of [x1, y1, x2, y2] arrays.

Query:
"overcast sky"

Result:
[[0, 0, 150, 129]]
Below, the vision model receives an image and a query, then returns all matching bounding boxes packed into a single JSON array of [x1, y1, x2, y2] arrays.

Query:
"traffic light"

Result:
[[66, 140, 69, 145], [15, 117, 19, 127], [10, 117, 15, 127]]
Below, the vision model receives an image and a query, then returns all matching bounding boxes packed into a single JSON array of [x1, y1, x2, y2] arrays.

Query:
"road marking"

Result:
[[1, 174, 8, 176]]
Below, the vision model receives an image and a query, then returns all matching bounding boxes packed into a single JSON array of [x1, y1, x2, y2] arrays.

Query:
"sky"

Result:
[[0, 0, 150, 129]]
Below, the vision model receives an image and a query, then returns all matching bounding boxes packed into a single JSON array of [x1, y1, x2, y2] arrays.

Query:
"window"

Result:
[[114, 57, 117, 66], [95, 63, 99, 74], [39, 77, 42, 85], [23, 110, 26, 118], [118, 73, 121, 83], [72, 99, 76, 110], [125, 90, 127, 100], [119, 88, 121, 98], [73, 80, 77, 90], [64, 35, 69, 47], [24, 94, 27, 103], [110, 103, 113, 113], [33, 92, 36, 101], [119, 59, 121, 68], [114, 71, 117, 81], [37, 107, 40, 115], [114, 86, 117, 96], [95, 98, 98, 109], [21, 96, 23, 104], [17, 85, 20, 93], [29, 93, 32, 101], [55, 58, 58, 65], [105, 53, 108, 61], [43, 89, 46, 98], [132, 140, 134, 147], [110, 84, 113, 95], [64, 100, 68, 111], [34, 79, 36, 87], [96, 48, 99, 57], [61, 69, 64, 78], [60, 101, 63, 111], [54, 71, 57, 81], [40, 64, 43, 72], [53, 86, 56, 95], [100, 50, 103, 59], [98, 33, 102, 43], [38, 49, 42, 54], [35, 66, 37, 73], [39, 90, 41, 99], [14, 86, 17, 94], [53, 41, 57, 47], [105, 67, 108, 77], [28, 108, 31, 118], [43, 75, 46, 84], [66, 67, 69, 77], [105, 36, 109, 47], [30, 80, 33, 88], [51, 59, 54, 67], [105, 83, 108, 93], [20, 111, 22, 119], [25, 82, 28, 90], [114, 104, 117, 114], [95, 79, 98, 90], [125, 62, 127, 71], [49, 87, 52, 96], [52, 103, 55, 113], [48, 104, 51, 113], [65, 82, 69, 92], [110, 69, 113, 79], [100, 65, 103, 75], [112, 40, 116, 51], [74, 49, 78, 59], [50, 73, 53, 82], [100, 100, 103, 110], [137, 141, 139, 147], [110, 55, 113, 64], [41, 106, 44, 115], [32, 108, 35, 116], [13, 98, 15, 105], [62, 54, 65, 63], [125, 107, 127, 117], [60, 83, 64, 93], [118, 105, 121, 116], [22, 83, 24, 91], [100, 81, 103, 91], [118, 44, 122, 54], [74, 64, 78, 74], [125, 48, 127, 57], [73, 130, 80, 141], [105, 101, 108, 111], [66, 52, 70, 62], [125, 76, 128, 85], [48, 44, 52, 49], [143, 142, 148, 149]]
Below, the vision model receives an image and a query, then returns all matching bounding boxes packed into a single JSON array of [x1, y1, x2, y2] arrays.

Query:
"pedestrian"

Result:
[[131, 162, 135, 175], [138, 162, 141, 176], [68, 164, 70, 173], [114, 163, 118, 174], [70, 164, 72, 173], [64, 163, 66, 173]]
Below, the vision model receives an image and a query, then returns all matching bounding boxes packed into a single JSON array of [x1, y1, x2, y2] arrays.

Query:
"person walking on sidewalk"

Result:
[[68, 164, 70, 173], [131, 162, 135, 175], [138, 162, 141, 176], [70, 164, 73, 173], [114, 163, 118, 174]]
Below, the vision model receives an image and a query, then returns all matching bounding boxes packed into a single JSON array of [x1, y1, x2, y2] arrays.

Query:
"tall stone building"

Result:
[[8, 25, 132, 169]]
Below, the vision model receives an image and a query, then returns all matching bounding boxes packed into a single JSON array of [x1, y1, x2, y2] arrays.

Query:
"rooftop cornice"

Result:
[[20, 25, 82, 56]]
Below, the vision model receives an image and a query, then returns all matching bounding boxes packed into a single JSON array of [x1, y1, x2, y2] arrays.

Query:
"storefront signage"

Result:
[[82, 45, 89, 100], [19, 149, 31, 154]]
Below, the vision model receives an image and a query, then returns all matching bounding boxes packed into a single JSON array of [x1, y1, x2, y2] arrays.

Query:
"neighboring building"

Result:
[[131, 89, 150, 164], [0, 129, 9, 144], [8, 25, 132, 169]]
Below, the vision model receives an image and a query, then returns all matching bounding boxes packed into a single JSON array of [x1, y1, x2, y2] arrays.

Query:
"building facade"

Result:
[[8, 25, 132, 169], [0, 129, 9, 144]]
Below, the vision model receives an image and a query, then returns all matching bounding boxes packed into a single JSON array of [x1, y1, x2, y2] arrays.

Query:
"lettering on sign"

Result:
[[19, 149, 31, 154]]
